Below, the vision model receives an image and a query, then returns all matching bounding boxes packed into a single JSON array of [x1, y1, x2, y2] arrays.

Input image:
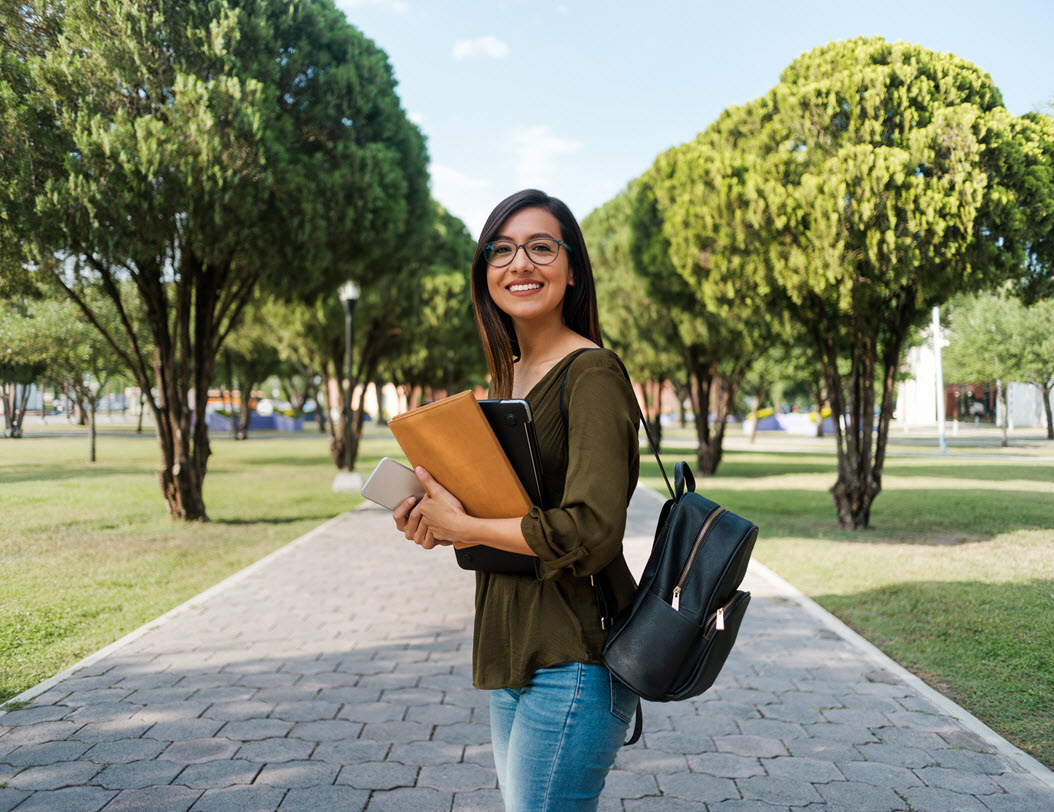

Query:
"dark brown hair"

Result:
[[471, 189, 603, 398]]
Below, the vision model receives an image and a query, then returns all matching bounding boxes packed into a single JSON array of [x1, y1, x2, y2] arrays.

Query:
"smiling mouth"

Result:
[[508, 282, 543, 292]]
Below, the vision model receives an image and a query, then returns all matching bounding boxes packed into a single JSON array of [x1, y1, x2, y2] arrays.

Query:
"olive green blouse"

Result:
[[472, 348, 640, 690]]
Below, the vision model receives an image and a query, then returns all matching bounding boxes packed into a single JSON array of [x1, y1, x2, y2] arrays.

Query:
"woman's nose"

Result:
[[508, 245, 532, 271]]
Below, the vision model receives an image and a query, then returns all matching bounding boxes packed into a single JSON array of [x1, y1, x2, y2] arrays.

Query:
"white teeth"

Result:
[[509, 283, 542, 292]]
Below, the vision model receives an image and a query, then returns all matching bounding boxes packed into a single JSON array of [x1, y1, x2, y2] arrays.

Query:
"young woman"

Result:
[[393, 189, 640, 811]]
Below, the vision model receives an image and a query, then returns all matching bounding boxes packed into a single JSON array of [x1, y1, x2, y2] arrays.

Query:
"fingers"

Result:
[[392, 496, 417, 532], [414, 467, 436, 496]]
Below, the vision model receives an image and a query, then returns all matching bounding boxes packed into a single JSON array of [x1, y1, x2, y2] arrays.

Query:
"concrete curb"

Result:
[[747, 558, 1054, 789]]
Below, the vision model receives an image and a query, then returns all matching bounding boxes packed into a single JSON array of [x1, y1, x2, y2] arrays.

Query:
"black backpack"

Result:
[[561, 350, 759, 743], [602, 460, 758, 702]]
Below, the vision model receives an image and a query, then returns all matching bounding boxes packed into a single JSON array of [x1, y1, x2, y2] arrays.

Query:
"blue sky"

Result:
[[333, 0, 1054, 238]]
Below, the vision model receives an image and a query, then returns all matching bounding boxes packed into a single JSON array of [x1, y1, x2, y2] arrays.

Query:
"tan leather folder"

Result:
[[387, 390, 531, 548]]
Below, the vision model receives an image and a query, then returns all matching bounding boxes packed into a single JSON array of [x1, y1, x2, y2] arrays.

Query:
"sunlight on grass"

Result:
[[0, 425, 401, 703], [641, 443, 1054, 766], [3, 423, 1053, 766]]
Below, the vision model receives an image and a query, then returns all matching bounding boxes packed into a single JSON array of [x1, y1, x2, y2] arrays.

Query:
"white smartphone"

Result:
[[360, 457, 426, 511]]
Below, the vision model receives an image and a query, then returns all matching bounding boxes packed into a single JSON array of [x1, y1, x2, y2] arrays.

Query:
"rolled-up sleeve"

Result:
[[521, 357, 639, 579]]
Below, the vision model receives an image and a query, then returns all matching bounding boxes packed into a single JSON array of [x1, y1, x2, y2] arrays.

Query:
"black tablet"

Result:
[[456, 398, 546, 576], [478, 398, 546, 509]]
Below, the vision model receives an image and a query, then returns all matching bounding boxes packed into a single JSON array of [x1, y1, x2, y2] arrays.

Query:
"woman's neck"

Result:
[[510, 321, 598, 398]]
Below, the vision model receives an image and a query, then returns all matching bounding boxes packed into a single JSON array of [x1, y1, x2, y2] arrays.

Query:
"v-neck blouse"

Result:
[[471, 348, 640, 690]]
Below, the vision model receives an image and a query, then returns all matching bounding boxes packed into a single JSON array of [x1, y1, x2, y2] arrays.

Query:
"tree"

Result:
[[380, 203, 483, 404], [944, 292, 1054, 442], [219, 304, 282, 440], [629, 126, 782, 476], [583, 186, 682, 448], [648, 37, 1053, 527], [35, 295, 126, 460], [0, 299, 46, 438], [1, 0, 429, 518], [266, 203, 478, 470]]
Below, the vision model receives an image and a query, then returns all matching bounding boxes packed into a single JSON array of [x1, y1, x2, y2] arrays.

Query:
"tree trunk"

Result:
[[643, 379, 663, 450], [807, 380, 826, 438], [1, 383, 15, 437], [689, 363, 729, 477], [686, 357, 717, 475], [236, 380, 254, 441], [1041, 383, 1053, 441], [89, 399, 97, 462], [829, 475, 878, 529], [997, 381, 1009, 447]]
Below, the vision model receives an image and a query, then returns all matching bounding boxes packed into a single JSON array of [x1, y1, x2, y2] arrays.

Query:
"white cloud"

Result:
[[508, 125, 583, 189], [408, 111, 425, 127], [430, 164, 492, 239], [452, 36, 510, 61]]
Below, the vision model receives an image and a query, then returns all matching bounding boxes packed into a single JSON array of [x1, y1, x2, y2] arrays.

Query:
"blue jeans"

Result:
[[490, 662, 637, 811]]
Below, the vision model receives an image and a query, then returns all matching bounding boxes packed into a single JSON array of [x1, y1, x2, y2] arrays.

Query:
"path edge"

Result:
[[0, 512, 350, 716], [748, 557, 1054, 788]]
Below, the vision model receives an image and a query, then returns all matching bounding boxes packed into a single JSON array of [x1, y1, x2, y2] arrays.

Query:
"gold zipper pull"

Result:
[[716, 607, 725, 631], [672, 587, 681, 611]]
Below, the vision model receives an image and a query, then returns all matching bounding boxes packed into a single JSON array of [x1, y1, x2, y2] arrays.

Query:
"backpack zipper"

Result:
[[704, 591, 744, 636], [670, 506, 726, 611]]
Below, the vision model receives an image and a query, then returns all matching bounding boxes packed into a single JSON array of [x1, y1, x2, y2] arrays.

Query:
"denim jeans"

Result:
[[490, 662, 637, 811]]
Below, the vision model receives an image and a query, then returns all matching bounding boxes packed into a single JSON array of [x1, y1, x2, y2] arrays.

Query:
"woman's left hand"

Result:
[[414, 467, 469, 544]]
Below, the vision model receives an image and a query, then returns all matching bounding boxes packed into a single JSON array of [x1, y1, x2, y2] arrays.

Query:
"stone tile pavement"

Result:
[[1, 485, 1052, 811]]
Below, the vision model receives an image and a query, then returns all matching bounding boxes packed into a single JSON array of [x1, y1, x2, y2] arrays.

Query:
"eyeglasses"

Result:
[[483, 238, 572, 267]]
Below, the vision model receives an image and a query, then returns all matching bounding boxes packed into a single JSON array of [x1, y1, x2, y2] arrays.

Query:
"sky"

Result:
[[332, 0, 1054, 239]]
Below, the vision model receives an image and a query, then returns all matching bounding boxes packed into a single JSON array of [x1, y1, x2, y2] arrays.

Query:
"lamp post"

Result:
[[333, 281, 362, 492], [932, 306, 947, 454], [340, 280, 360, 471]]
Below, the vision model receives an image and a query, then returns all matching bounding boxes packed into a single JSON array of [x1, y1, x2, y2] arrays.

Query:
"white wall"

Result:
[[896, 343, 939, 427], [897, 340, 1050, 430]]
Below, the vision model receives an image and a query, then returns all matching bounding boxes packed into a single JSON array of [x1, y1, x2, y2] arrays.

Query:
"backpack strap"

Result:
[[560, 349, 674, 499]]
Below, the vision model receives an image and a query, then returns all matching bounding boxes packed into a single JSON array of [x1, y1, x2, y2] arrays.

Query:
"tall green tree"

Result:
[[33, 295, 126, 460], [1, 0, 429, 518], [583, 186, 682, 448], [639, 37, 1053, 526], [267, 202, 477, 470], [766, 39, 1054, 527], [380, 204, 482, 403], [629, 125, 781, 475]]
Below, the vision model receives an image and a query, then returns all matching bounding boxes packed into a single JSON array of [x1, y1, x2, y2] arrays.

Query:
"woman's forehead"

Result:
[[496, 207, 562, 239]]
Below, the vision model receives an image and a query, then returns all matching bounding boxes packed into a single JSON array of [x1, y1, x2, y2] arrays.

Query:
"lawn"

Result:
[[0, 422, 393, 704], [2, 420, 1052, 768], [642, 427, 1054, 767]]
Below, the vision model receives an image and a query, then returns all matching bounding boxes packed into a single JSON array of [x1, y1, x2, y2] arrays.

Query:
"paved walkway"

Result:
[[1, 487, 1052, 811]]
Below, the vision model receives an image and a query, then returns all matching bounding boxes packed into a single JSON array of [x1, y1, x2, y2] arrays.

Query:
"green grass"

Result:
[[642, 434, 1054, 767], [4, 421, 1053, 769], [0, 424, 401, 704]]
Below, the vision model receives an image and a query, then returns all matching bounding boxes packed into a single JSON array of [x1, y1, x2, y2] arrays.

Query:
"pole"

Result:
[[932, 306, 947, 454], [343, 298, 355, 472]]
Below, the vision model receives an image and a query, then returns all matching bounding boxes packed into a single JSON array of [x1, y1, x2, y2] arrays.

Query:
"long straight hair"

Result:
[[471, 189, 603, 398]]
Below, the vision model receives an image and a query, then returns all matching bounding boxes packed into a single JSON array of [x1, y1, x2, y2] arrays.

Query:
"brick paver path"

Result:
[[1, 486, 1052, 811]]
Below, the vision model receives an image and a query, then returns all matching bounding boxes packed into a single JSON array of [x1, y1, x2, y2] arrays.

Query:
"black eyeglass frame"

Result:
[[483, 238, 573, 268]]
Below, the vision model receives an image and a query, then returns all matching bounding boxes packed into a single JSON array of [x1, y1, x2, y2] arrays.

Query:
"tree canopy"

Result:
[[623, 37, 1054, 526], [0, 0, 430, 518]]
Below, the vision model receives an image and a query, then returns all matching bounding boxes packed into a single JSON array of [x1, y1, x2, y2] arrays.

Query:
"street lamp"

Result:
[[340, 280, 360, 473]]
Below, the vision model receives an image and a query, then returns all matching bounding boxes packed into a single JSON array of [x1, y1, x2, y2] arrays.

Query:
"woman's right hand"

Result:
[[393, 496, 450, 550]]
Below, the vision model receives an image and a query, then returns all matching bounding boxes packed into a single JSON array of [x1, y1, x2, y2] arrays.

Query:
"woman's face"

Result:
[[485, 206, 573, 329]]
